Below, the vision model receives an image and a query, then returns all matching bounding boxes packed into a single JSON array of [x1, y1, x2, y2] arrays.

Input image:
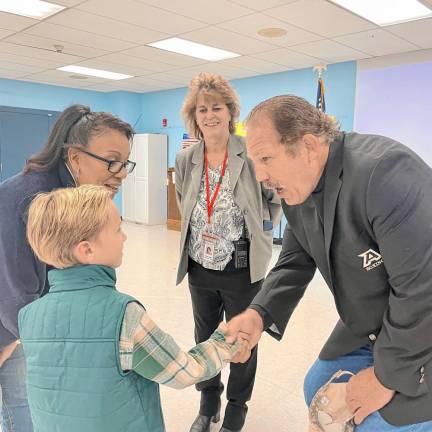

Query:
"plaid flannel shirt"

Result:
[[119, 302, 237, 389]]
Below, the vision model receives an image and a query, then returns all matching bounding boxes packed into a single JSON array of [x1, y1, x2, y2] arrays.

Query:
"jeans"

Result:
[[304, 345, 432, 431], [0, 344, 33, 432]]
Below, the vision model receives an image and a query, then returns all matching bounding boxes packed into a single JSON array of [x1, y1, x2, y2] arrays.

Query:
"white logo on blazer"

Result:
[[358, 249, 383, 271]]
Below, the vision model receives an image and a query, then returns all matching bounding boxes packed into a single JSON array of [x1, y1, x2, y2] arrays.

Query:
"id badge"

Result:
[[202, 232, 218, 262]]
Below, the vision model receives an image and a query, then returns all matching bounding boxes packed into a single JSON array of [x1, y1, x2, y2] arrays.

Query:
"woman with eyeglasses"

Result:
[[0, 104, 135, 432]]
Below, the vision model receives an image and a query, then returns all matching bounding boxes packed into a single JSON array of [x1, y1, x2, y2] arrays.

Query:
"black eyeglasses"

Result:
[[76, 148, 136, 174]]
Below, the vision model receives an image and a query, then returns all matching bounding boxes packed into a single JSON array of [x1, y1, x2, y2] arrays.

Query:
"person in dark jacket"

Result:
[[0, 104, 135, 432], [227, 95, 432, 431]]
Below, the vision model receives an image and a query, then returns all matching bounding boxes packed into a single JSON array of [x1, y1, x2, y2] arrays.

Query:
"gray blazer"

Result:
[[175, 135, 281, 285], [251, 132, 432, 426]]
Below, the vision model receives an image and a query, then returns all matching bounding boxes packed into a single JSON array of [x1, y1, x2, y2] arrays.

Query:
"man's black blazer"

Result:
[[252, 132, 432, 426]]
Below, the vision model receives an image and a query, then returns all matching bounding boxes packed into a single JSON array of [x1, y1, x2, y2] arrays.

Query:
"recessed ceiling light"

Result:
[[148, 37, 241, 61], [0, 0, 65, 20], [257, 27, 287, 38], [329, 0, 432, 26], [57, 65, 133, 80]]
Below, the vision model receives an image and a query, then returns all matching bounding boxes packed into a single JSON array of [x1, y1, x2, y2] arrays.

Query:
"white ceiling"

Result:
[[0, 0, 431, 92]]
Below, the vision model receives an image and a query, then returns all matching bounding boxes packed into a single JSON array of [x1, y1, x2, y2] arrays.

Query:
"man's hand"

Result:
[[225, 309, 264, 363], [346, 367, 395, 425]]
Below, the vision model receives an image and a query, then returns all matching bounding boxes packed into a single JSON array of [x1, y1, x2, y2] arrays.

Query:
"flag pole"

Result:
[[313, 63, 327, 79]]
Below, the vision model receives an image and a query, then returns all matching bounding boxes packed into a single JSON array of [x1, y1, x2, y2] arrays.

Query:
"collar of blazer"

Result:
[[323, 133, 344, 277], [190, 135, 245, 199]]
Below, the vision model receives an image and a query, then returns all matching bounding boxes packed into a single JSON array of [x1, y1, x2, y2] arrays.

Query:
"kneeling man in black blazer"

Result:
[[227, 95, 432, 431]]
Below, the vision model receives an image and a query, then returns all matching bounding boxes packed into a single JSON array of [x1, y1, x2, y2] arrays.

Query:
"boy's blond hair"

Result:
[[27, 185, 112, 269]]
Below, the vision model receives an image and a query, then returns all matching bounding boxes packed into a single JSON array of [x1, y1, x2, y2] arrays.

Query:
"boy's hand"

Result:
[[216, 322, 251, 362], [217, 322, 228, 333], [231, 339, 251, 363]]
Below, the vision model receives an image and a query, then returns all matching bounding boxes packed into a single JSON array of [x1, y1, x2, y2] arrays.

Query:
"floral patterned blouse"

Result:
[[188, 164, 244, 271]]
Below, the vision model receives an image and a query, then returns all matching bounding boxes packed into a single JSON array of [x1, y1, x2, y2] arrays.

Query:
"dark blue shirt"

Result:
[[0, 162, 74, 348]]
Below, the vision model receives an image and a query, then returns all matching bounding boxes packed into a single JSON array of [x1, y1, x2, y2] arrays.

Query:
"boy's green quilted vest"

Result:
[[19, 265, 165, 432]]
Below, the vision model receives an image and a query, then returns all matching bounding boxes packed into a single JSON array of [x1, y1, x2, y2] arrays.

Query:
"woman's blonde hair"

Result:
[[181, 72, 240, 140], [27, 185, 112, 269]]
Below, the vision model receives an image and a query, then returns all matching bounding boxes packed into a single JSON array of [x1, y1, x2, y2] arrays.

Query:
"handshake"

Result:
[[218, 308, 265, 363]]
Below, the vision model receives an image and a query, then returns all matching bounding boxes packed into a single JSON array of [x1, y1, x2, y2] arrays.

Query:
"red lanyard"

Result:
[[205, 149, 228, 224]]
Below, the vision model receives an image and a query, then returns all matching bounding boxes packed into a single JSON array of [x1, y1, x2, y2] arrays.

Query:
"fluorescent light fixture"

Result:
[[57, 65, 133, 80], [330, 0, 432, 26], [0, 0, 65, 19], [148, 37, 241, 61]]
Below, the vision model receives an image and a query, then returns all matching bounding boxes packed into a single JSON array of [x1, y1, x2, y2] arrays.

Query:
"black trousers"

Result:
[[188, 258, 262, 429]]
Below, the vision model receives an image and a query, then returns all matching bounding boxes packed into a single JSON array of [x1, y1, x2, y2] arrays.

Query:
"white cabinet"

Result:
[[122, 133, 167, 225]]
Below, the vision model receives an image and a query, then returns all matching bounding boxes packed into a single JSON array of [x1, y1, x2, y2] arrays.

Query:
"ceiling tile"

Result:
[[104, 79, 167, 92], [292, 39, 371, 63], [219, 56, 289, 74], [180, 26, 278, 55], [335, 29, 420, 57], [140, 72, 191, 86], [0, 12, 37, 31], [88, 52, 177, 73], [126, 75, 174, 86], [46, 9, 168, 44], [230, 0, 298, 11], [386, 17, 432, 49], [80, 83, 122, 92], [77, 0, 207, 34], [24, 22, 137, 52], [0, 67, 30, 78], [252, 48, 322, 69], [21, 77, 95, 89], [136, 0, 253, 24], [0, 41, 84, 64], [51, 0, 87, 5], [0, 50, 65, 68], [171, 62, 255, 80], [121, 46, 206, 67], [75, 59, 154, 77], [25, 69, 108, 85], [0, 59, 47, 74], [0, 28, 13, 39], [265, 0, 376, 38], [0, 0, 429, 91], [5, 33, 107, 58], [218, 13, 323, 47]]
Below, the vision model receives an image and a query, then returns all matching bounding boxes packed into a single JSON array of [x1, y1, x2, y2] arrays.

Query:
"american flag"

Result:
[[316, 77, 326, 113], [181, 133, 199, 150]]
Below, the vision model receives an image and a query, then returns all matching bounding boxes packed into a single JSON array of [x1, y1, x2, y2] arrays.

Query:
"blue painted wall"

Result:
[[141, 61, 357, 167], [137, 61, 357, 238], [139, 87, 188, 167], [0, 61, 357, 215], [0, 78, 143, 209], [234, 61, 356, 131]]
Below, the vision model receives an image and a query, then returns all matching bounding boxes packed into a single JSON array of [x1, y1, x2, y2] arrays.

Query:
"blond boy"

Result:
[[19, 185, 238, 432]]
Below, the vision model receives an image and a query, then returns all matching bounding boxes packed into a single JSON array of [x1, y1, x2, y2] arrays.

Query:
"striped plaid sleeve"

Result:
[[119, 301, 237, 389]]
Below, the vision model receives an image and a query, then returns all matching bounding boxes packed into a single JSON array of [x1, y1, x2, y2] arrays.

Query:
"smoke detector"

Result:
[[257, 28, 287, 38]]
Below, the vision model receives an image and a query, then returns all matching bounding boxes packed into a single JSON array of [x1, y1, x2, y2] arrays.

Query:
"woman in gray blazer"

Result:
[[175, 73, 280, 432]]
